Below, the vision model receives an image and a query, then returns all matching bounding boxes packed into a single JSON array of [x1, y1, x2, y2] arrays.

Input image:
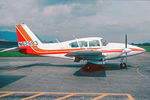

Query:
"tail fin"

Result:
[[16, 24, 42, 48], [16, 24, 42, 55]]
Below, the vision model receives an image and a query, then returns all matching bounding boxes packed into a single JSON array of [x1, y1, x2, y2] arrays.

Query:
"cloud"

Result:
[[0, 0, 150, 43]]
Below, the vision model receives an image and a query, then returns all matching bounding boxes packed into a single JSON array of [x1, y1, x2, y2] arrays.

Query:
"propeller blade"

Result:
[[125, 34, 127, 48], [125, 34, 127, 63]]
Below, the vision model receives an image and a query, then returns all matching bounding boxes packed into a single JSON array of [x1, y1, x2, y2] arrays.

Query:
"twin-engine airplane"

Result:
[[1, 24, 146, 69]]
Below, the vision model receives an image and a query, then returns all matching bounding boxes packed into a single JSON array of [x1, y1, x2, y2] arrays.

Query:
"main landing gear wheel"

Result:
[[85, 63, 92, 70], [120, 63, 127, 69]]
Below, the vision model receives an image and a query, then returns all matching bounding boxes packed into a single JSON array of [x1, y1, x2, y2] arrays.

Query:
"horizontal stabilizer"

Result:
[[0, 47, 19, 52]]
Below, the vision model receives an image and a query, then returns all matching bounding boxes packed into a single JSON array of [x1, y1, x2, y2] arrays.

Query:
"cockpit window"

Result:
[[101, 39, 108, 46], [78, 41, 88, 47], [89, 40, 100, 47], [70, 41, 79, 48]]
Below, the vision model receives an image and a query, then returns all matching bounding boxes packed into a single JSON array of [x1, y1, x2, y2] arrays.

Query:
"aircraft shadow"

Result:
[[75, 63, 132, 77], [15, 63, 84, 69], [74, 63, 124, 77], [0, 75, 25, 88], [15, 63, 131, 77]]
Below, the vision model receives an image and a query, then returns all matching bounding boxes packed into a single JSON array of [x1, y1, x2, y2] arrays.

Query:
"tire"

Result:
[[120, 63, 127, 69], [85, 63, 92, 70]]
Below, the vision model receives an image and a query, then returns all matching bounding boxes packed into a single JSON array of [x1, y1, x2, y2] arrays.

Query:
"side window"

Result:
[[89, 40, 100, 47], [101, 39, 108, 46], [78, 41, 88, 47], [70, 41, 79, 48]]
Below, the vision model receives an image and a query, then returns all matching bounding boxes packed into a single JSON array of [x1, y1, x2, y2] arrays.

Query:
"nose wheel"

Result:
[[120, 57, 127, 69]]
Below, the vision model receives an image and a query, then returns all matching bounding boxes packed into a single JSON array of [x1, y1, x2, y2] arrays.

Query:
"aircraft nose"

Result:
[[137, 46, 146, 52], [139, 47, 146, 52], [130, 46, 146, 53]]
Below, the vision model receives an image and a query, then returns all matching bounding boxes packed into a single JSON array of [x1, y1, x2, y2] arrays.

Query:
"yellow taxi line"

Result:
[[0, 91, 135, 100], [55, 93, 76, 100], [21, 93, 44, 100], [0, 92, 15, 98], [92, 94, 107, 100], [126, 93, 135, 100]]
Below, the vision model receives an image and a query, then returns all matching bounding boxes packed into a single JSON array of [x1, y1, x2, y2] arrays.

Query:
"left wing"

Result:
[[65, 50, 104, 62], [0, 47, 19, 52]]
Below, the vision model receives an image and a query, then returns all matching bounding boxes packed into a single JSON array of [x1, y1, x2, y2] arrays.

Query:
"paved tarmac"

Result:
[[0, 52, 150, 100]]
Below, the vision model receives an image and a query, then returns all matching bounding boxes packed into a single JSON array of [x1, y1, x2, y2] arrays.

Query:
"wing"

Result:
[[0, 47, 19, 52], [65, 50, 104, 62]]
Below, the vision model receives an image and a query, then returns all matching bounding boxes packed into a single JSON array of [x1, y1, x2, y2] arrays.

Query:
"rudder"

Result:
[[16, 24, 41, 55], [16, 24, 42, 48]]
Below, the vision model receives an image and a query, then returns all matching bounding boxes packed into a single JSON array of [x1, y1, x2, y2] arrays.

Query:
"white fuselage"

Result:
[[37, 37, 145, 61], [15, 24, 145, 66]]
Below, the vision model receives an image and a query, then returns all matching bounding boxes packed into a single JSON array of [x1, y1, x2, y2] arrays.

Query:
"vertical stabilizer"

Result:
[[16, 24, 42, 55], [16, 24, 42, 47]]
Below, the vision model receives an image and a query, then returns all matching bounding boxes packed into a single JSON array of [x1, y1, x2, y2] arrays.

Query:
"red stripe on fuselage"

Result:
[[101, 49, 122, 53], [31, 48, 144, 55], [130, 48, 145, 52]]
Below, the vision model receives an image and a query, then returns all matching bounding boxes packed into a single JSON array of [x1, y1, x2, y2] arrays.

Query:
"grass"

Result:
[[140, 46, 150, 52]]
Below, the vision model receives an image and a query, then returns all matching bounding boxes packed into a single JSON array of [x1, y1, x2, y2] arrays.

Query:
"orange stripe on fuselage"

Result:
[[32, 46, 84, 52], [31, 48, 144, 55], [32, 46, 123, 55], [130, 48, 145, 52], [32, 46, 100, 53], [101, 49, 123, 53]]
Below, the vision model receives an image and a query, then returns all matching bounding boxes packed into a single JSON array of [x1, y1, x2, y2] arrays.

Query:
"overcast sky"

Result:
[[0, 0, 150, 43]]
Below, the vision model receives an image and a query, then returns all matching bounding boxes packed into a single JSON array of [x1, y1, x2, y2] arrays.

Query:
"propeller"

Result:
[[125, 34, 127, 48], [125, 34, 127, 63], [121, 34, 131, 63]]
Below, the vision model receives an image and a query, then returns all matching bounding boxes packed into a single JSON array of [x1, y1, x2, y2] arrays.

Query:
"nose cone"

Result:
[[139, 47, 146, 52], [130, 45, 146, 54], [135, 46, 146, 52]]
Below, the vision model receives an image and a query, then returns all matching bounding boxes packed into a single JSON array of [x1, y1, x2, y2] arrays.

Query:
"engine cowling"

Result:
[[122, 48, 132, 53]]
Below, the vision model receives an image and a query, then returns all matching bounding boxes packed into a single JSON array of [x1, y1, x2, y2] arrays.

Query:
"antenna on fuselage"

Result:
[[56, 38, 60, 43], [56, 38, 64, 49]]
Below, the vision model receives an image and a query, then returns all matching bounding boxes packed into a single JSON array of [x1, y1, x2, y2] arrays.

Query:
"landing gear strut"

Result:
[[120, 58, 127, 69]]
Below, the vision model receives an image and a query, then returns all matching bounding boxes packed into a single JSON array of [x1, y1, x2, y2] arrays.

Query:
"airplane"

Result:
[[1, 24, 146, 69]]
